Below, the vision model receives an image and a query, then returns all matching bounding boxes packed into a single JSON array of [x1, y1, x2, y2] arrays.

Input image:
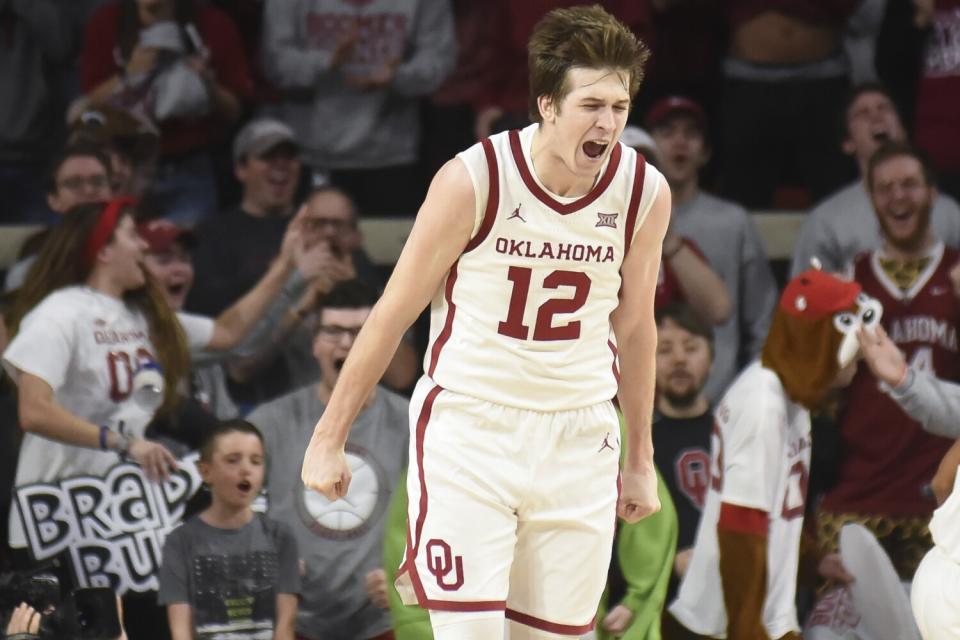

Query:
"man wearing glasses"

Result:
[[4, 142, 113, 290], [245, 278, 408, 640]]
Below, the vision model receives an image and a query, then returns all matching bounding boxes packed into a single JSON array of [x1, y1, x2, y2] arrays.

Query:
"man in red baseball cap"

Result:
[[645, 94, 779, 406], [668, 269, 882, 640], [138, 219, 198, 311]]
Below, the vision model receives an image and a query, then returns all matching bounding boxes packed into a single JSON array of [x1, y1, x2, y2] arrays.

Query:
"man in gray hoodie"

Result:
[[262, 0, 456, 217]]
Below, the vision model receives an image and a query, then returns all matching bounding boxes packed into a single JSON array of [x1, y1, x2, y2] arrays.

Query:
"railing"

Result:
[[0, 211, 807, 271]]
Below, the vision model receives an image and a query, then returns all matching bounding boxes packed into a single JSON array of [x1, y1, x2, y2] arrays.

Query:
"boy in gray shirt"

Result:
[[159, 420, 301, 640]]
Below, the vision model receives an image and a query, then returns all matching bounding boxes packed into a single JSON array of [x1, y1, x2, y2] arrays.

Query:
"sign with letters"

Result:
[[15, 455, 202, 594]]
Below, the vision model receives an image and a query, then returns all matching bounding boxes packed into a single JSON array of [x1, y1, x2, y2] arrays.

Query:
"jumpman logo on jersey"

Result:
[[598, 432, 618, 453], [507, 204, 525, 222]]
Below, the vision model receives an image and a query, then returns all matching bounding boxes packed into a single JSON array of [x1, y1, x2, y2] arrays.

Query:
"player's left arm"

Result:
[[611, 173, 671, 523]]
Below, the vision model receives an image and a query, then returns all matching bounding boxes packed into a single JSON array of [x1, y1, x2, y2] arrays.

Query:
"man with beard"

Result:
[[816, 142, 960, 582], [791, 83, 960, 276], [652, 304, 714, 600]]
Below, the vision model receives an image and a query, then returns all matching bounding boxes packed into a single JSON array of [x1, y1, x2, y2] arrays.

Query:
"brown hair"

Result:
[[46, 142, 112, 195], [840, 81, 897, 143], [527, 4, 650, 123], [656, 303, 714, 354], [199, 419, 264, 463], [866, 141, 937, 192], [6, 201, 190, 414]]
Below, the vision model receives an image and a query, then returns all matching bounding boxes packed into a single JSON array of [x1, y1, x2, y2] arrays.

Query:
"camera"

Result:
[[1, 569, 121, 639]]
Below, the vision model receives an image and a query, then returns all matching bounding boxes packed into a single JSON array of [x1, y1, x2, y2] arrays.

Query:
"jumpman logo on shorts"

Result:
[[507, 204, 525, 222], [598, 432, 617, 453]]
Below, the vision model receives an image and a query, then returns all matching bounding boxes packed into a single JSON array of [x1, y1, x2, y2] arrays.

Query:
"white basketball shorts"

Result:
[[911, 546, 960, 639], [395, 377, 621, 635]]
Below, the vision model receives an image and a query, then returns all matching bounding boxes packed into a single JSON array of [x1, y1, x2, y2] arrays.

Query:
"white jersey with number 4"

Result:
[[2, 285, 213, 546], [669, 361, 811, 639], [425, 123, 662, 411]]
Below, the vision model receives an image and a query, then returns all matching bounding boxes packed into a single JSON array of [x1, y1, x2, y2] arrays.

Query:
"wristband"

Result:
[[99, 425, 110, 451]]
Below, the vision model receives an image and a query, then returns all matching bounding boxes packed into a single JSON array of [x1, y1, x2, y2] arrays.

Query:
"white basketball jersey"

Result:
[[3, 286, 213, 546], [669, 362, 811, 639], [425, 124, 661, 411]]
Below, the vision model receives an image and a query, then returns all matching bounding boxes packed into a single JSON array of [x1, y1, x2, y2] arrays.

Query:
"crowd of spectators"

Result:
[[1, 0, 960, 639]]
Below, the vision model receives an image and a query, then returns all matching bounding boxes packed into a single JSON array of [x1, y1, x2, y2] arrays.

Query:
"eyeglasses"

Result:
[[317, 325, 362, 340], [58, 175, 110, 193]]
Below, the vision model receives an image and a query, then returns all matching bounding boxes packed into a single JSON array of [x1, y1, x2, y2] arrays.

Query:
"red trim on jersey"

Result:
[[718, 502, 769, 537], [427, 262, 460, 378], [463, 138, 500, 253], [608, 340, 621, 385], [506, 608, 595, 634], [400, 384, 507, 612], [623, 154, 647, 255], [508, 130, 622, 215], [410, 385, 442, 559]]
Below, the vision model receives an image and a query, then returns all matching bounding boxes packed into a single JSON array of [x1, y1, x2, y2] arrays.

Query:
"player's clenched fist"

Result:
[[617, 464, 661, 523], [301, 435, 352, 501]]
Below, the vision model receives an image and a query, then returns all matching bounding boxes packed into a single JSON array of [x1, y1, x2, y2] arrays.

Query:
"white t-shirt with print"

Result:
[[2, 286, 213, 547]]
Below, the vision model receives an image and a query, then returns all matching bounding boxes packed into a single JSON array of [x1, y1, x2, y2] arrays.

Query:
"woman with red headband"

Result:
[[2, 197, 311, 638], [1, 196, 304, 548]]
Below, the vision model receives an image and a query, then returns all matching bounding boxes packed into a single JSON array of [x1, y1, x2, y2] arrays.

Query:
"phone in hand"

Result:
[[73, 587, 122, 639]]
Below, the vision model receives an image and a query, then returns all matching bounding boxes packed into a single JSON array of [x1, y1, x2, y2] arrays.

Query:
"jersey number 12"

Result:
[[498, 267, 591, 341]]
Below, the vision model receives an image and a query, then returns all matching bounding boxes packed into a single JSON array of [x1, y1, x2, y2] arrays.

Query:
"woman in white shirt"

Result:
[[3, 197, 305, 547]]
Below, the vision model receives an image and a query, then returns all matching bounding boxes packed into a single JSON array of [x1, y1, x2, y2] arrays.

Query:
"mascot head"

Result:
[[761, 267, 882, 410]]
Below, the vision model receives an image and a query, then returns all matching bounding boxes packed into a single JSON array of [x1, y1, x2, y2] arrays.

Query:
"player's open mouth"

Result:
[[583, 141, 608, 159], [872, 131, 890, 143], [238, 480, 252, 493], [168, 283, 186, 297], [890, 209, 913, 222], [334, 358, 346, 371]]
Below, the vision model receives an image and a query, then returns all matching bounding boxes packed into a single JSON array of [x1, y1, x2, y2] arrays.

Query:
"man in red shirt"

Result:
[[817, 141, 959, 579]]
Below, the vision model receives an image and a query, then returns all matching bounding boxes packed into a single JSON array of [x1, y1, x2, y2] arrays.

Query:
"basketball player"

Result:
[[301, 6, 667, 638], [816, 142, 960, 581]]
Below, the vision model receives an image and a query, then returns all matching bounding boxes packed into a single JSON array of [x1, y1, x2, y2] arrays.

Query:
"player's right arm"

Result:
[[302, 158, 477, 500]]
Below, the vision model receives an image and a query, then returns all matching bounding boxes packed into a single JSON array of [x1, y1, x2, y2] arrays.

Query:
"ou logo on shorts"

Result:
[[426, 539, 464, 591]]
